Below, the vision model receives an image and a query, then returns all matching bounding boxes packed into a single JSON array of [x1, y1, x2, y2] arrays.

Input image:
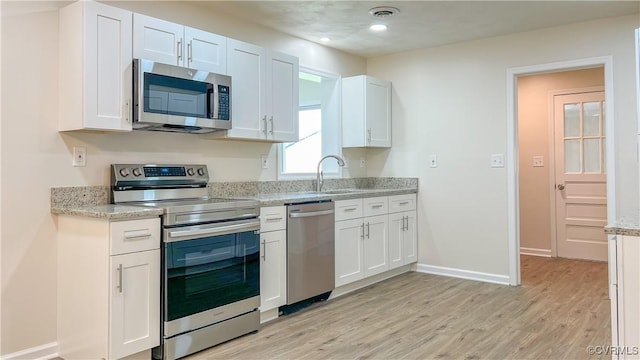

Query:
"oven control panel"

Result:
[[111, 164, 209, 182]]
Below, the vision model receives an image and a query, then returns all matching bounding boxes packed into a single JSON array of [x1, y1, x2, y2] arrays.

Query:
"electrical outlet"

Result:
[[491, 154, 504, 168], [429, 154, 438, 168], [359, 158, 366, 168], [533, 156, 544, 167], [261, 155, 268, 169], [72, 147, 86, 167]]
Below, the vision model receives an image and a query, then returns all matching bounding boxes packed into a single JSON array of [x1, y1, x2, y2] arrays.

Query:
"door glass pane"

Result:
[[565, 139, 581, 173], [584, 139, 600, 173], [564, 104, 580, 137], [603, 137, 606, 174], [583, 102, 600, 136]]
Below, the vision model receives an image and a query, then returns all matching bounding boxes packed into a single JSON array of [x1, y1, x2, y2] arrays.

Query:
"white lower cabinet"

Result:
[[388, 194, 418, 269], [58, 216, 160, 360], [259, 207, 287, 312], [614, 235, 640, 360], [335, 197, 391, 287]]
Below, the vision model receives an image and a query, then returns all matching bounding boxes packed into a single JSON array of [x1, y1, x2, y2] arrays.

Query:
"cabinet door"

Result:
[[267, 51, 299, 142], [365, 76, 392, 147], [620, 235, 640, 358], [403, 211, 418, 264], [185, 27, 227, 74], [335, 218, 364, 287], [260, 230, 287, 311], [133, 13, 183, 66], [363, 215, 389, 277], [388, 212, 404, 270], [109, 250, 160, 360], [226, 39, 267, 139]]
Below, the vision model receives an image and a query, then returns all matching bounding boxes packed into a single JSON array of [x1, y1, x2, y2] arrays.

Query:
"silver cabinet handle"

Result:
[[265, 217, 283, 222], [123, 230, 152, 240], [262, 116, 268, 136], [557, 184, 565, 190], [187, 41, 193, 63], [371, 204, 383, 209], [399, 201, 409, 206], [177, 39, 183, 62], [360, 223, 365, 239], [344, 207, 358, 212], [366, 222, 370, 238], [116, 264, 123, 293], [289, 209, 334, 218], [404, 216, 408, 231], [261, 240, 266, 260], [367, 128, 372, 143]]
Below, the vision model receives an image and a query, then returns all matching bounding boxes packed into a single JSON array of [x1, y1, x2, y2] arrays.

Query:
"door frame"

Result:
[[506, 56, 615, 286], [548, 86, 606, 258]]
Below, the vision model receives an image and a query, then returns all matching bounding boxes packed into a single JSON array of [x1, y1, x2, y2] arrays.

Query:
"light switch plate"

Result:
[[491, 154, 504, 168], [429, 154, 438, 168], [533, 156, 544, 167], [72, 147, 86, 167]]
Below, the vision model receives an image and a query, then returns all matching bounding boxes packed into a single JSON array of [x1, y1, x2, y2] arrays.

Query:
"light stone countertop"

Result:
[[604, 226, 640, 237], [244, 188, 417, 206], [51, 204, 163, 220]]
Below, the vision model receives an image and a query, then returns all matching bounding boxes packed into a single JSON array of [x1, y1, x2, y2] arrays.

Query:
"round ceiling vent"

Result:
[[368, 6, 400, 18]]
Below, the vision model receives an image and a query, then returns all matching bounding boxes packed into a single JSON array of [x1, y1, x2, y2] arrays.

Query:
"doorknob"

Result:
[[557, 184, 565, 190]]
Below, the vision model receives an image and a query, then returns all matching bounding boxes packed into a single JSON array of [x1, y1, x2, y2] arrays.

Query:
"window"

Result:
[[278, 68, 341, 178]]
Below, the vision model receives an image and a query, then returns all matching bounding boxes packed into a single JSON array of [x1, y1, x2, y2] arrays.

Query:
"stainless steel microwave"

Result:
[[132, 58, 231, 134]]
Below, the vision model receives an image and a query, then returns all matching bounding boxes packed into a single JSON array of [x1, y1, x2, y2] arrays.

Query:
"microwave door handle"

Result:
[[207, 84, 216, 119]]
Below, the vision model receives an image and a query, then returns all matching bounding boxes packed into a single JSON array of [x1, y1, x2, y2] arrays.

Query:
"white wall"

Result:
[[0, 1, 366, 354], [366, 15, 639, 276]]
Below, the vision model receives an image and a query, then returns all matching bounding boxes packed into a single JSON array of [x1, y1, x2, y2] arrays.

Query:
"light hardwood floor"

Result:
[[188, 256, 610, 359]]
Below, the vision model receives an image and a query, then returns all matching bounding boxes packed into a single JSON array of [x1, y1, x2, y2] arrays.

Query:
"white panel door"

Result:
[[185, 27, 227, 74], [363, 215, 389, 277], [109, 250, 160, 359], [554, 91, 607, 261], [226, 38, 266, 139], [133, 13, 183, 66], [335, 219, 364, 287], [365, 77, 392, 147], [84, 2, 132, 131], [267, 51, 299, 142], [260, 230, 286, 311]]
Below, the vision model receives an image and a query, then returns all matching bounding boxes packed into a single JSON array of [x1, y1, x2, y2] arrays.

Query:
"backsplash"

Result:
[[51, 177, 418, 208]]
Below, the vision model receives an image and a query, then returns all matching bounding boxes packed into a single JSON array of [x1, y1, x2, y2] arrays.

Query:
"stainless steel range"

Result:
[[111, 164, 260, 360]]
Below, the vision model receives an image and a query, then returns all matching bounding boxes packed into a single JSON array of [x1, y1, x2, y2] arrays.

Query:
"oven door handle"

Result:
[[167, 221, 259, 241]]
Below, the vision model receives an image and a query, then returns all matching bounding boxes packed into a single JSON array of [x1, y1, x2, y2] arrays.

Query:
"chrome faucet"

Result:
[[316, 154, 346, 192]]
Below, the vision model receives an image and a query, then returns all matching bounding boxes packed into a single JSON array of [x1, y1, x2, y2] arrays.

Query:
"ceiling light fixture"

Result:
[[369, 24, 388, 32], [320, 37, 331, 42], [368, 6, 400, 18]]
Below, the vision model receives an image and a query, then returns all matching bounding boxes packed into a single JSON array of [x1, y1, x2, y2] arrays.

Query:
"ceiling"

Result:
[[200, 1, 640, 58]]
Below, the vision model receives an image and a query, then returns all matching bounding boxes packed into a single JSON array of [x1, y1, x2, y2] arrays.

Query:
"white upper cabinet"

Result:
[[59, 1, 133, 131], [211, 38, 299, 142], [342, 75, 392, 148], [133, 13, 227, 74]]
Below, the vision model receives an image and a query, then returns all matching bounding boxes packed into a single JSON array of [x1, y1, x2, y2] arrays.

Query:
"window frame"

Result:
[[277, 67, 343, 180]]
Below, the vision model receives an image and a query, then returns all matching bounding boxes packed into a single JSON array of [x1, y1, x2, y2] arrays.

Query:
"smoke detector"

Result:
[[368, 6, 400, 18]]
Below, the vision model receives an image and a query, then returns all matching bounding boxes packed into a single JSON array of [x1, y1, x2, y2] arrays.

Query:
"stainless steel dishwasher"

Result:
[[286, 201, 335, 305]]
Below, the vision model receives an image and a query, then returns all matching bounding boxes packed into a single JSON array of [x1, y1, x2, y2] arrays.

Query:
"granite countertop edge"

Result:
[[51, 188, 418, 218], [604, 226, 640, 236], [51, 205, 164, 220]]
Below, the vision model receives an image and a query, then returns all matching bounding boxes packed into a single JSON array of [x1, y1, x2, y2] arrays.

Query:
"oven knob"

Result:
[[197, 168, 206, 176], [186, 168, 195, 176], [132, 168, 142, 177], [119, 168, 130, 177]]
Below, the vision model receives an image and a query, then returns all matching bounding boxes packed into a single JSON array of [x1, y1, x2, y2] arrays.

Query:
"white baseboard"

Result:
[[520, 247, 552, 257], [415, 263, 510, 285], [1, 342, 58, 360]]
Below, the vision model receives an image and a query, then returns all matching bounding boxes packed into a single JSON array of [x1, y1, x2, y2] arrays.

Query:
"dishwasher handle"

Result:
[[289, 209, 335, 218]]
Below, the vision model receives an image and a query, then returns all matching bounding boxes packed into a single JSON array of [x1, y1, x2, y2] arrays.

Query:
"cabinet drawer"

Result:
[[110, 218, 160, 255], [389, 194, 417, 213], [363, 197, 388, 217], [335, 199, 363, 221], [260, 206, 286, 232]]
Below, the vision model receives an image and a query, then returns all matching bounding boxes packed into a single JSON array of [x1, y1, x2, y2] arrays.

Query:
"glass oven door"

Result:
[[164, 219, 260, 324]]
